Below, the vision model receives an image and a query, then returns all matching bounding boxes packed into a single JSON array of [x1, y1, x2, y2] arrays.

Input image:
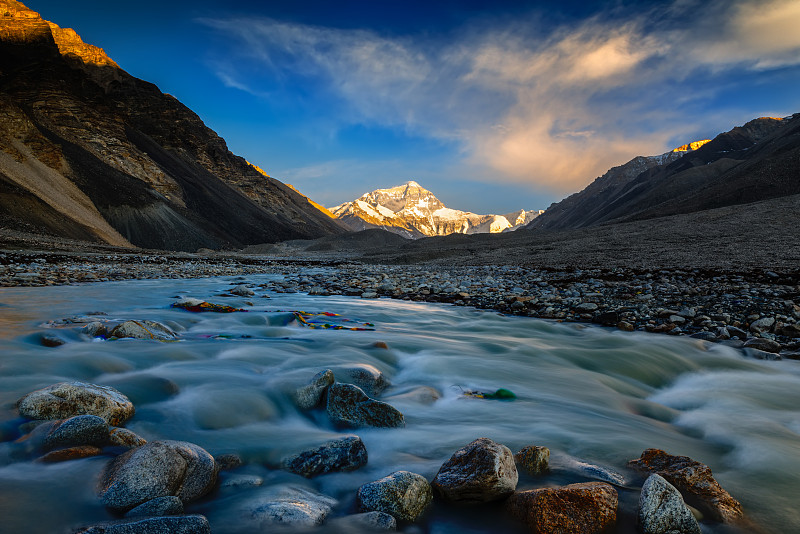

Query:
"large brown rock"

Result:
[[506, 482, 618, 534], [431, 437, 518, 503], [628, 448, 743, 524], [16, 381, 134, 426]]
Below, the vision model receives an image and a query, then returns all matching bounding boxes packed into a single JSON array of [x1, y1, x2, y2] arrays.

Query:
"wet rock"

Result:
[[617, 321, 635, 332], [639, 474, 701, 534], [328, 511, 397, 531], [744, 348, 783, 360], [358, 471, 432, 521], [559, 457, 627, 486], [249, 487, 337, 527], [749, 317, 775, 334], [361, 291, 379, 299], [16, 381, 135, 426], [506, 482, 618, 534], [282, 435, 368, 478], [40, 333, 66, 347], [726, 325, 748, 339], [43, 414, 109, 450], [108, 427, 147, 448], [109, 320, 177, 341], [230, 284, 255, 297], [431, 437, 518, 503], [776, 322, 800, 338], [38, 445, 103, 463], [124, 496, 184, 518], [82, 321, 109, 338], [294, 369, 334, 410], [574, 302, 598, 313], [326, 383, 405, 428], [98, 440, 217, 512], [335, 364, 390, 396], [514, 445, 550, 476], [74, 514, 210, 534], [628, 448, 743, 524], [742, 337, 781, 353]]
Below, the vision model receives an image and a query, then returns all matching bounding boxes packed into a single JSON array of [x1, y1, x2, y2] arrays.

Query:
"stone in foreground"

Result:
[[98, 440, 217, 512], [628, 448, 743, 524], [432, 437, 518, 503], [639, 474, 701, 534], [16, 381, 135, 426], [326, 383, 404, 428], [515, 445, 550, 476], [74, 514, 210, 534], [506, 481, 618, 534], [43, 414, 109, 450], [357, 471, 432, 521], [283, 435, 368, 478], [294, 369, 335, 410]]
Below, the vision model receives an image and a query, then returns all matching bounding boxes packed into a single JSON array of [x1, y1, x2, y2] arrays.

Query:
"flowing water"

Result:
[[0, 274, 799, 533]]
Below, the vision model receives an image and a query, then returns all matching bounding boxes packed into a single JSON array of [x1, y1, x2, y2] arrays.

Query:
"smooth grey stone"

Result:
[[358, 471, 432, 521], [109, 320, 176, 341], [249, 487, 337, 527], [44, 414, 109, 450], [328, 511, 397, 531], [16, 381, 134, 426], [639, 474, 701, 534], [294, 369, 334, 410], [98, 440, 217, 512]]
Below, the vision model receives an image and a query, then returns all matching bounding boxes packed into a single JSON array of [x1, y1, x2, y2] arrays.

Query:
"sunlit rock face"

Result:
[[0, 0, 345, 250], [330, 181, 542, 238]]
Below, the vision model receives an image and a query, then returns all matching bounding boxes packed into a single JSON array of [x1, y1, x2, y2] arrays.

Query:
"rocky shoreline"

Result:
[[2, 249, 799, 358]]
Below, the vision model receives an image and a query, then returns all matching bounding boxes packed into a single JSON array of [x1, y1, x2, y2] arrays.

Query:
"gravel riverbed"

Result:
[[2, 249, 799, 358]]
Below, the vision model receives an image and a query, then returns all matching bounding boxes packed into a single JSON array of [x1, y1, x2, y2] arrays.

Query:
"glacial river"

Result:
[[0, 275, 798, 533]]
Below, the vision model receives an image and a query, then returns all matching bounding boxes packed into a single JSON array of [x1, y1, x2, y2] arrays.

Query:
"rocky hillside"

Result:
[[0, 0, 344, 251], [529, 115, 800, 230], [330, 181, 541, 238]]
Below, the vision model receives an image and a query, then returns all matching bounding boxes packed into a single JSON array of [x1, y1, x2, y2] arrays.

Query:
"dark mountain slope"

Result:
[[530, 115, 799, 231], [0, 0, 344, 250]]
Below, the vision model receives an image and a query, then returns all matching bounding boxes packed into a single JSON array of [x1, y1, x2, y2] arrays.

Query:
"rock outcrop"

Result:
[[0, 1, 344, 251]]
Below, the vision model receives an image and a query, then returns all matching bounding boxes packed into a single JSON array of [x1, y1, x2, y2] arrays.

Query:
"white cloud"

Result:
[[199, 0, 800, 194]]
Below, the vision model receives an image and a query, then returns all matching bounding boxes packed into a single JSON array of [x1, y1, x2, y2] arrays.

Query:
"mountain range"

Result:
[[0, 0, 344, 251], [529, 115, 800, 231], [329, 181, 541, 238]]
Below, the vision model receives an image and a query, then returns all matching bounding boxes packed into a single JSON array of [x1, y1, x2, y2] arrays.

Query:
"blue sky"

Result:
[[30, 0, 800, 214]]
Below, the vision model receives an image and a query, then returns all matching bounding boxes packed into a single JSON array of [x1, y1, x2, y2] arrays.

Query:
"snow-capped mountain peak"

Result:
[[329, 182, 542, 238]]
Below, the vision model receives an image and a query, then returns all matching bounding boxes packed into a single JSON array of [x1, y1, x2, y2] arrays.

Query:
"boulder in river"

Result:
[[110, 320, 177, 341], [506, 481, 618, 534], [639, 474, 701, 534], [43, 414, 109, 450], [628, 448, 743, 524], [431, 437, 518, 503], [16, 382, 135, 426], [334, 364, 390, 396], [230, 284, 255, 297], [282, 435, 368, 478], [326, 383, 404, 428], [357, 471, 432, 521], [108, 427, 147, 448], [294, 369, 335, 410], [514, 445, 550, 476], [98, 440, 217, 512], [328, 511, 397, 531]]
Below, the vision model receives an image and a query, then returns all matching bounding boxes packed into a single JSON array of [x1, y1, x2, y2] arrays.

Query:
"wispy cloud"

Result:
[[199, 0, 800, 194]]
